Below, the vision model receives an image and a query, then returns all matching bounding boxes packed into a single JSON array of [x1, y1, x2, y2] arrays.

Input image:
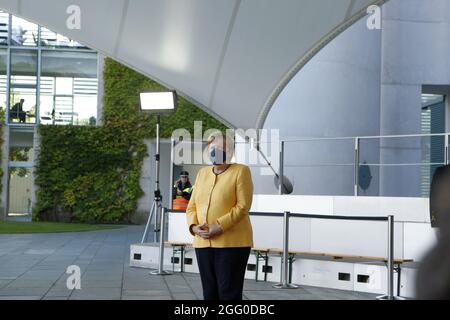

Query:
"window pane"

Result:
[[41, 50, 97, 78], [39, 83, 54, 125], [0, 11, 9, 46], [55, 77, 73, 95], [40, 50, 98, 125], [74, 94, 97, 125], [8, 167, 33, 216], [0, 49, 7, 122], [9, 49, 37, 124]]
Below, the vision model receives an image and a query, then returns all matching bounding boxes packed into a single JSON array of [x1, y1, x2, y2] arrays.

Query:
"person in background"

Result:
[[416, 164, 450, 299], [186, 132, 254, 300], [172, 171, 193, 211], [11, 99, 26, 123]]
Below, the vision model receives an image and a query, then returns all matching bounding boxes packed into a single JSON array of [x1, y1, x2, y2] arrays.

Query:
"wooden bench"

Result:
[[164, 241, 192, 273], [267, 248, 413, 296]]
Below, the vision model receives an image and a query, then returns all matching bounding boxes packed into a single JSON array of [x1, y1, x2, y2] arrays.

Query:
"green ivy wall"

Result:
[[33, 58, 227, 223]]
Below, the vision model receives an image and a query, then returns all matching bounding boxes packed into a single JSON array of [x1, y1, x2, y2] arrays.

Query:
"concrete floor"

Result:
[[0, 225, 377, 300]]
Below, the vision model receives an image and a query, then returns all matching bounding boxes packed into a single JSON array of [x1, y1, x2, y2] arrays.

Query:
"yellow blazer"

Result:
[[186, 163, 254, 248]]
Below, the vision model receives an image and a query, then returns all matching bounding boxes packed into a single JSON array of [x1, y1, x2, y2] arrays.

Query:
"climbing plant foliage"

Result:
[[34, 58, 227, 223]]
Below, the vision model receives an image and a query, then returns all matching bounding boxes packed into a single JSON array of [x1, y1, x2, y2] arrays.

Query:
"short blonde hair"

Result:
[[204, 131, 235, 163]]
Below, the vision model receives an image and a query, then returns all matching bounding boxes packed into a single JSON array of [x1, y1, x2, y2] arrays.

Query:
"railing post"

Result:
[[150, 207, 172, 276], [387, 215, 394, 299], [445, 134, 449, 165], [377, 215, 401, 300], [354, 137, 360, 196], [279, 140, 284, 195], [273, 211, 298, 289]]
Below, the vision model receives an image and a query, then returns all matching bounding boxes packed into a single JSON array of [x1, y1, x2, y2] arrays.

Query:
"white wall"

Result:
[[379, 0, 450, 196]]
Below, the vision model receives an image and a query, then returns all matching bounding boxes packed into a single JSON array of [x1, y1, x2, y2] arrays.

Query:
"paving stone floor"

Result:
[[0, 225, 377, 300]]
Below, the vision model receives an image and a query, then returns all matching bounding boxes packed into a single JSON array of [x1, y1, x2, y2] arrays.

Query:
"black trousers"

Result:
[[195, 247, 251, 300]]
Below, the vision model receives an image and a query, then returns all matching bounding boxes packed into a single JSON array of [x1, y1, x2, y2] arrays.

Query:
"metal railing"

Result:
[[153, 208, 399, 300], [236, 132, 450, 197], [170, 132, 449, 197]]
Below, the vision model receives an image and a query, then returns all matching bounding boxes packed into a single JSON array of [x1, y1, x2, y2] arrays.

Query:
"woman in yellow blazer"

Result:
[[186, 132, 253, 300]]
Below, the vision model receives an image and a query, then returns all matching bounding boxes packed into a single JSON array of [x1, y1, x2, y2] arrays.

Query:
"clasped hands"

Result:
[[192, 223, 223, 239]]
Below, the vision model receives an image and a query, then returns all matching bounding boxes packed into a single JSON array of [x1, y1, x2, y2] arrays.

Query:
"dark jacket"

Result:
[[416, 164, 450, 299], [172, 181, 193, 201], [429, 165, 450, 228]]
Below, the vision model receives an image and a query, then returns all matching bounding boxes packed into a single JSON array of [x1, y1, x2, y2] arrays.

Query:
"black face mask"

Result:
[[210, 147, 226, 165]]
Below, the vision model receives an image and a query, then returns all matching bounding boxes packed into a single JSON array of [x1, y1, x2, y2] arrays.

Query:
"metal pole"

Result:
[[377, 215, 402, 300], [354, 137, 360, 196], [273, 211, 298, 289], [279, 141, 284, 195], [169, 138, 175, 210], [445, 134, 449, 165], [36, 46, 41, 125], [155, 115, 161, 197], [153, 114, 161, 242], [150, 206, 172, 275], [153, 205, 159, 242], [387, 215, 394, 299], [141, 114, 163, 243]]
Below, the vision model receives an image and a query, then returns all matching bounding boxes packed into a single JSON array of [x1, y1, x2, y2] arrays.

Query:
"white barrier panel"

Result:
[[310, 219, 404, 259], [403, 223, 437, 261], [168, 212, 287, 249], [252, 194, 430, 223], [167, 194, 433, 262], [250, 216, 284, 249], [353, 263, 394, 295], [168, 211, 403, 259], [130, 243, 172, 269], [250, 194, 432, 261], [168, 212, 192, 243], [288, 217, 311, 252], [291, 259, 355, 292]]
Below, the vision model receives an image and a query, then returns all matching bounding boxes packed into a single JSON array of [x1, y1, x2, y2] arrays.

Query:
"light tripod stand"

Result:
[[141, 114, 163, 244], [138, 91, 177, 276]]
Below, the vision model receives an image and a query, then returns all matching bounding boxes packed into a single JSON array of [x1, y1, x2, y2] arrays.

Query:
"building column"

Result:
[[0, 125, 9, 220], [31, 126, 40, 220], [96, 53, 106, 126]]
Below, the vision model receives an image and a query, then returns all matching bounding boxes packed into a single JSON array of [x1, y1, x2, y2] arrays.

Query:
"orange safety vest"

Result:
[[173, 197, 189, 211]]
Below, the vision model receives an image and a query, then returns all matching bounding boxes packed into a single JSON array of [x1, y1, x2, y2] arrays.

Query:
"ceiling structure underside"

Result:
[[0, 0, 385, 129]]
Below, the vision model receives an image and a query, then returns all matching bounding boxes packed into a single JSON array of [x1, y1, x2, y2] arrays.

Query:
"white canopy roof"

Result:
[[0, 0, 384, 129]]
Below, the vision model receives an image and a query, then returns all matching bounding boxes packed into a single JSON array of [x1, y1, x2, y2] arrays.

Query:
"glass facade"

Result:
[[0, 10, 98, 127], [0, 10, 99, 218], [0, 48, 6, 117], [10, 49, 38, 124]]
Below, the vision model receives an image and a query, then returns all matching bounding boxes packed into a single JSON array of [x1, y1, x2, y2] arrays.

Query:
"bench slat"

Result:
[[268, 248, 413, 264], [164, 241, 192, 247]]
